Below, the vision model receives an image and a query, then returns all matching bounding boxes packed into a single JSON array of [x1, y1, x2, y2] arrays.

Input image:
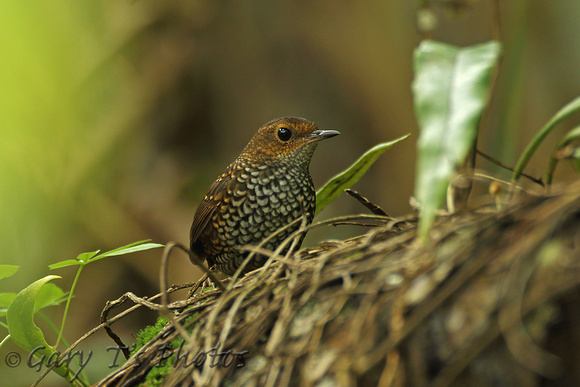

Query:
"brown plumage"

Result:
[[190, 117, 339, 276]]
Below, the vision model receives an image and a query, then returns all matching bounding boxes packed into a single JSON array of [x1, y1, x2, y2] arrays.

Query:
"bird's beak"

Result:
[[308, 130, 340, 141]]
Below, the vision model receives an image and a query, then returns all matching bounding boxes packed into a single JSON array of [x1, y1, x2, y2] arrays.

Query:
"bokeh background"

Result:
[[1, 1, 579, 385]]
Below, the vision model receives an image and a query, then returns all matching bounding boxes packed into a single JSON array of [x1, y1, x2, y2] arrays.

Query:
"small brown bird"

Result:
[[190, 117, 339, 276]]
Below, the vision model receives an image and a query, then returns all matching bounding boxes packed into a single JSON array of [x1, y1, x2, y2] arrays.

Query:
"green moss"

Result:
[[132, 315, 169, 355], [140, 364, 169, 387], [130, 312, 201, 386]]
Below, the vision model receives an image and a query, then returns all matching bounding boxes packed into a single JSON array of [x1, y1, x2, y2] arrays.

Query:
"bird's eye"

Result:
[[277, 127, 293, 142]]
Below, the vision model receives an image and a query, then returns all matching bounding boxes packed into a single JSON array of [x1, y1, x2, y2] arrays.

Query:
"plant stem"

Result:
[[55, 264, 84, 348], [0, 334, 10, 350]]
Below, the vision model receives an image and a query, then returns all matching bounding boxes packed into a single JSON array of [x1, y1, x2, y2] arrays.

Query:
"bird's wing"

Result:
[[189, 168, 234, 245]]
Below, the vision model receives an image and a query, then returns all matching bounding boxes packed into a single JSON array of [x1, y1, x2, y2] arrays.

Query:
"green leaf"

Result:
[[49, 241, 164, 269], [88, 240, 164, 263], [514, 95, 580, 183], [0, 293, 17, 317], [413, 40, 501, 239], [7, 276, 60, 351], [6, 275, 70, 377], [49, 259, 82, 270], [0, 265, 20, 280], [34, 283, 68, 312], [48, 251, 99, 270], [76, 250, 100, 263], [315, 135, 410, 215]]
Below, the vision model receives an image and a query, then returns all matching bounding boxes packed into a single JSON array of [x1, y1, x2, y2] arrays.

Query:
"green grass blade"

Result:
[[315, 135, 410, 215], [513, 96, 580, 183]]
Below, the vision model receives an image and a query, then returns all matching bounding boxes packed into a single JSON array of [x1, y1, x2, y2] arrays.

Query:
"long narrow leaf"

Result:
[[49, 259, 82, 270], [413, 40, 501, 239], [513, 96, 580, 182], [315, 135, 409, 215], [89, 241, 164, 263]]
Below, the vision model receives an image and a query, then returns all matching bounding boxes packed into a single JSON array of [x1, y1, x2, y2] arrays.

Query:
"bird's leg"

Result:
[[187, 266, 228, 297], [201, 271, 216, 290]]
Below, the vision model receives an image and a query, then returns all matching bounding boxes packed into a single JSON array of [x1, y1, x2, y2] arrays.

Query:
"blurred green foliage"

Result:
[[0, 2, 144, 278]]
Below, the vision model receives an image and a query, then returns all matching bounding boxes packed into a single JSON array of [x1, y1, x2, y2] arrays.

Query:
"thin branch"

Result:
[[160, 243, 198, 347], [345, 189, 390, 216], [34, 281, 209, 386], [477, 148, 544, 187]]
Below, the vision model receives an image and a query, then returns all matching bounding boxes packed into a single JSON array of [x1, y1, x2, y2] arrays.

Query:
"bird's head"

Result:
[[240, 117, 340, 168]]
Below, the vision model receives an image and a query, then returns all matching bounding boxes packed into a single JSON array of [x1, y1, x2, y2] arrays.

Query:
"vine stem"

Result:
[[54, 264, 84, 348]]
